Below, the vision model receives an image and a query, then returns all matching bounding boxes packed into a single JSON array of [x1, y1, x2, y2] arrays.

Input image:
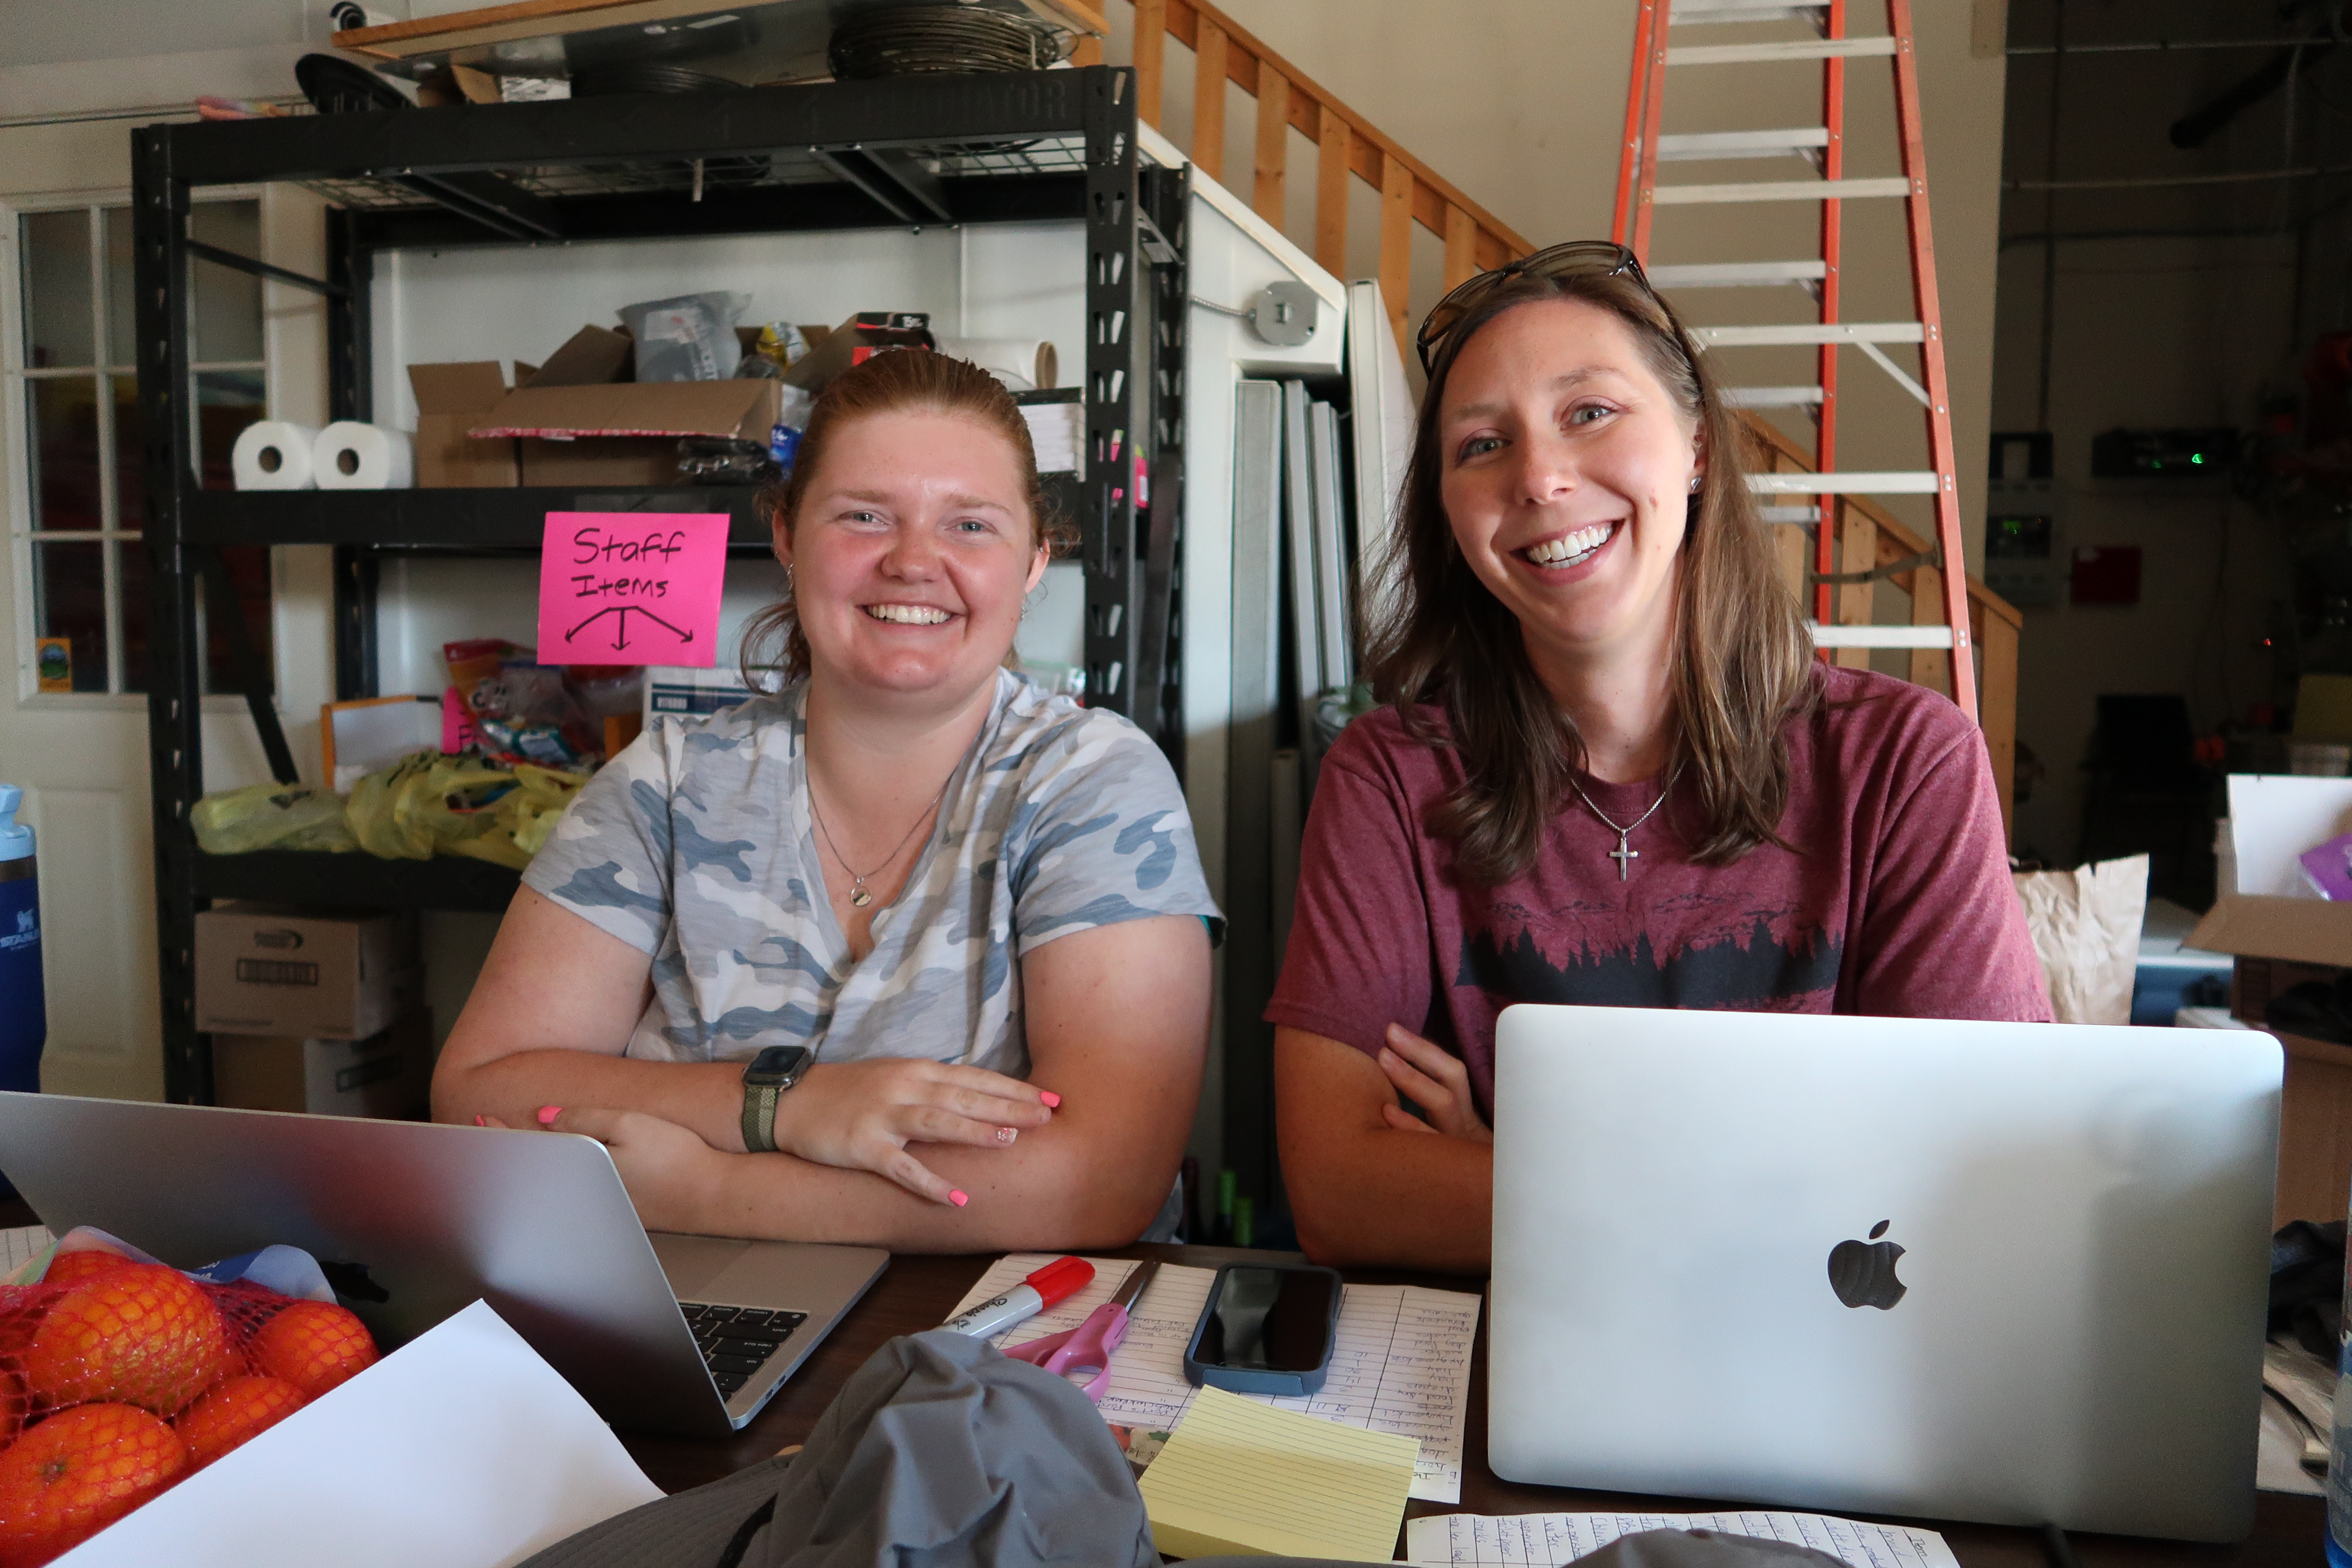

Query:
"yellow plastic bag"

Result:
[[346, 752, 587, 867], [190, 784, 357, 854]]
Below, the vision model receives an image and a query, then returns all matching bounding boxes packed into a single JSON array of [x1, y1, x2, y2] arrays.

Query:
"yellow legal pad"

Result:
[[1137, 1384, 1420, 1562]]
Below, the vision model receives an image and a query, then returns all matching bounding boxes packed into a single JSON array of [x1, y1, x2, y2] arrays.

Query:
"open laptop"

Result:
[[1487, 1006, 2282, 1543], [0, 1092, 888, 1437]]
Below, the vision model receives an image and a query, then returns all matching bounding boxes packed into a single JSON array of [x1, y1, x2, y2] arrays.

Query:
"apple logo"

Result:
[[1827, 1220, 1908, 1310]]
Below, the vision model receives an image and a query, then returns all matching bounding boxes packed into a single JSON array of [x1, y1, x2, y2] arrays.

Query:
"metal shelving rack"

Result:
[[133, 65, 1184, 1104]]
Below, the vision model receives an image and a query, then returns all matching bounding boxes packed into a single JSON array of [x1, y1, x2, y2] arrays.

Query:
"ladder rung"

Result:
[[1750, 472, 1943, 495], [1670, 37, 1900, 65], [1809, 624, 1957, 649], [1673, 0, 1829, 11], [1724, 385, 1825, 408], [1655, 129, 1831, 161], [1674, 3, 1829, 23], [1654, 177, 1911, 205], [1697, 322, 1925, 347], [1759, 505, 1820, 523], [1649, 260, 1828, 288]]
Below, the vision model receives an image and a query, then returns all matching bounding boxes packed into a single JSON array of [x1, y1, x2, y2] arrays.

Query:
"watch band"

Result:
[[742, 1081, 781, 1154]]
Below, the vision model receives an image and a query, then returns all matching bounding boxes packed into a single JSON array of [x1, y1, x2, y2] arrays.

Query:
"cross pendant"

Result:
[[1609, 834, 1637, 881]]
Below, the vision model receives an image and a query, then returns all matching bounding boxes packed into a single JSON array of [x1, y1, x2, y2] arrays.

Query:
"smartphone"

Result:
[[1181, 1263, 1344, 1396]]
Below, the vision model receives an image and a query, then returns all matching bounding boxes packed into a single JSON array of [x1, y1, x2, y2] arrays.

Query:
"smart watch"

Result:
[[740, 1045, 815, 1154]]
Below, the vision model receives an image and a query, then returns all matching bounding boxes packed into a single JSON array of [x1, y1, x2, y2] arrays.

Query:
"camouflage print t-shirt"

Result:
[[522, 668, 1221, 1077]]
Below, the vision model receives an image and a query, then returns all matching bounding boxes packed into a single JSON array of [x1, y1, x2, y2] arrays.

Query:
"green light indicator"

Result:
[[2191, 453, 2205, 465]]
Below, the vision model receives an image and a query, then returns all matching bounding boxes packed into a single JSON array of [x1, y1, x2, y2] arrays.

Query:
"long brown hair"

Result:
[[740, 349, 1079, 687], [1365, 268, 1817, 884]]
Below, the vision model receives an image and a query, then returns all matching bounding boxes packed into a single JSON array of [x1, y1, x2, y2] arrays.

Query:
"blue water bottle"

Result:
[[0, 785, 42, 1099]]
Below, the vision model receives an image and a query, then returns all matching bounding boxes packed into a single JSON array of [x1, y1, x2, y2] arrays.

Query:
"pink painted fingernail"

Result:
[[996, 1127, 1018, 1145], [1039, 1091, 1061, 1109], [536, 1106, 562, 1126], [473, 1115, 486, 1127], [949, 1190, 970, 1207]]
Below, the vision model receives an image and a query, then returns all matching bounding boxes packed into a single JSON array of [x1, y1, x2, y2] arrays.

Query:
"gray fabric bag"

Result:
[[518, 1328, 1853, 1568]]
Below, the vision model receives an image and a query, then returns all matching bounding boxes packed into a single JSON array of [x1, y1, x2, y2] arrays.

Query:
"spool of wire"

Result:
[[828, 6, 1070, 80]]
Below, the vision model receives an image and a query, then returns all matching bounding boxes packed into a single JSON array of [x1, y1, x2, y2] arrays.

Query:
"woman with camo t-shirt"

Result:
[[434, 352, 1219, 1252]]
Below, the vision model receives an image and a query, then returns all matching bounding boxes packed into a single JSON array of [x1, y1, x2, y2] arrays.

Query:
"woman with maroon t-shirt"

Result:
[[1268, 244, 2050, 1272]]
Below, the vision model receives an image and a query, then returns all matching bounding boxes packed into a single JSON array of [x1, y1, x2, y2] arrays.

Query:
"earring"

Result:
[[1688, 474, 1703, 493]]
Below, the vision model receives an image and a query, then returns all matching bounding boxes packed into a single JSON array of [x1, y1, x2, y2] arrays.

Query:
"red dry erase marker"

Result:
[[940, 1256, 1093, 1338]]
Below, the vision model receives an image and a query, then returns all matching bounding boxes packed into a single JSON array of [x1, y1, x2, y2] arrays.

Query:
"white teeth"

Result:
[[1524, 523, 1615, 566], [864, 603, 951, 625]]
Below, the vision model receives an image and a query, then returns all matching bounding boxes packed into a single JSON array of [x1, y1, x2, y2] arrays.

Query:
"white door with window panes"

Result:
[[1, 122, 333, 1101]]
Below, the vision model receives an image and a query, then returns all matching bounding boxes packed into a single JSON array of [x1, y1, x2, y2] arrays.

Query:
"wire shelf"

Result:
[[297, 133, 1085, 212]]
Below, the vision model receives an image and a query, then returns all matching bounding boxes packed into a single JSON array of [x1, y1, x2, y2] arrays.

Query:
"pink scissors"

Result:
[[1004, 1259, 1160, 1403]]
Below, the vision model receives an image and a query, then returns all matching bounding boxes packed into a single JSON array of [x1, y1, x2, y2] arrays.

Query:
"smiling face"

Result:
[[1436, 296, 1701, 680], [775, 408, 1046, 708]]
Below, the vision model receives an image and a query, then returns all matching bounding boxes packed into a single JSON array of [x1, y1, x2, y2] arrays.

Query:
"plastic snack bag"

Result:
[[190, 784, 358, 854]]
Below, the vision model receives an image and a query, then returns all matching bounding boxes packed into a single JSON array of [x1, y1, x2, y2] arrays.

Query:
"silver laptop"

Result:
[[1487, 1006, 2281, 1542], [0, 1093, 888, 1437]]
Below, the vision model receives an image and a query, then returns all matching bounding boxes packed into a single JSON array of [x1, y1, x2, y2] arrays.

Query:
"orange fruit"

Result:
[[17, 1265, 229, 1416], [39, 1253, 133, 1291], [246, 1301, 376, 1400], [0, 1366, 22, 1452], [0, 1403, 186, 1567], [172, 1376, 305, 1469]]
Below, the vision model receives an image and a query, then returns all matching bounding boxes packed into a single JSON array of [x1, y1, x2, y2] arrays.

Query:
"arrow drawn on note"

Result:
[[566, 605, 695, 651]]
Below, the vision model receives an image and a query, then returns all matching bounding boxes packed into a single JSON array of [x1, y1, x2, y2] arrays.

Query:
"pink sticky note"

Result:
[[537, 512, 728, 668]]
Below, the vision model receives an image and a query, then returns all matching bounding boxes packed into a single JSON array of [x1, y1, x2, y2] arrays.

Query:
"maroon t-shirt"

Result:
[[1265, 665, 2051, 1118]]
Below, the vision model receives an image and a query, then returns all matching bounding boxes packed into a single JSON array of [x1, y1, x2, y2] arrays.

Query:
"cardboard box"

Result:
[[2275, 1027, 2352, 1226], [194, 904, 418, 1040], [499, 379, 780, 485], [407, 361, 518, 488], [782, 310, 932, 391], [2184, 774, 2352, 966], [213, 1008, 432, 1119]]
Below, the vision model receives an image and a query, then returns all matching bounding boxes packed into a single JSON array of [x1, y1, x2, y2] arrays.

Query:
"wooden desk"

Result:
[[617, 1245, 2326, 1568]]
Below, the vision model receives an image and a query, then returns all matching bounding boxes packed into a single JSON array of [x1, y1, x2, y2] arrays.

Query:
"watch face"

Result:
[[744, 1045, 812, 1085]]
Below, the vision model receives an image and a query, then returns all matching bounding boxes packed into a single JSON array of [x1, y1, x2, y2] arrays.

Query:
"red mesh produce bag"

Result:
[[0, 1250, 377, 1568]]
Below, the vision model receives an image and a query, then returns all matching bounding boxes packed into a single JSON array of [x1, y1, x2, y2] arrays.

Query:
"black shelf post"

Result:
[[136, 67, 1176, 1103], [133, 125, 211, 1106]]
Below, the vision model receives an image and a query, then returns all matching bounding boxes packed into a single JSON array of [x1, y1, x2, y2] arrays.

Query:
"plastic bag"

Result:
[[190, 784, 357, 854], [443, 639, 601, 768], [616, 291, 748, 383], [0, 1227, 380, 1565], [344, 753, 586, 867]]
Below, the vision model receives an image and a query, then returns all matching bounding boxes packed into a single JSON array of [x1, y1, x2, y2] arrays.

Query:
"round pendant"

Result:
[[850, 887, 873, 908]]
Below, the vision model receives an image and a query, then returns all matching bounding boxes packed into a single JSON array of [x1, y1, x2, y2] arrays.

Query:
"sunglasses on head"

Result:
[[1414, 240, 1661, 377]]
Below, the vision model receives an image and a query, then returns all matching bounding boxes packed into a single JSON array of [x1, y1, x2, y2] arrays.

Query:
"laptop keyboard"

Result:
[[680, 1303, 809, 1397]]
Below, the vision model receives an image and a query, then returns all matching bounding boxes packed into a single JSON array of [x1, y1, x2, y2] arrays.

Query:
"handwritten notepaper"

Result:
[[536, 512, 727, 667], [946, 1254, 1479, 1502], [1139, 1383, 1418, 1562], [1403, 1510, 1964, 1568]]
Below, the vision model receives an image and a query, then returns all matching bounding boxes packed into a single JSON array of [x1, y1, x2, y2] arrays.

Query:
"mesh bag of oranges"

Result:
[[0, 1230, 380, 1567]]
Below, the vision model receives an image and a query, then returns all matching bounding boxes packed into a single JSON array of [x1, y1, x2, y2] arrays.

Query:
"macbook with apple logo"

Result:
[[1485, 1005, 2281, 1542]]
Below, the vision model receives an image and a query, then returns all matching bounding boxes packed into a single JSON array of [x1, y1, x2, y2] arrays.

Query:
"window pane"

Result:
[[205, 545, 273, 696], [195, 369, 264, 492], [32, 540, 107, 692], [21, 210, 93, 370], [104, 206, 137, 370], [188, 201, 263, 364], [27, 376, 102, 531], [118, 540, 150, 694], [112, 375, 144, 532]]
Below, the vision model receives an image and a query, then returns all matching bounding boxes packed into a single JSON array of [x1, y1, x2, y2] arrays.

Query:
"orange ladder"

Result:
[[1613, 0, 1976, 721]]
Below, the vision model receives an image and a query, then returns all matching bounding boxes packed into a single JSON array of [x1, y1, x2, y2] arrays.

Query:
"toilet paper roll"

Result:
[[937, 337, 1057, 392], [231, 421, 322, 490], [312, 422, 415, 490]]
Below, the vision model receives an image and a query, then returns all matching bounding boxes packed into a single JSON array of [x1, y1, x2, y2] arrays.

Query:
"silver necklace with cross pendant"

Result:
[[1566, 770, 1677, 882]]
